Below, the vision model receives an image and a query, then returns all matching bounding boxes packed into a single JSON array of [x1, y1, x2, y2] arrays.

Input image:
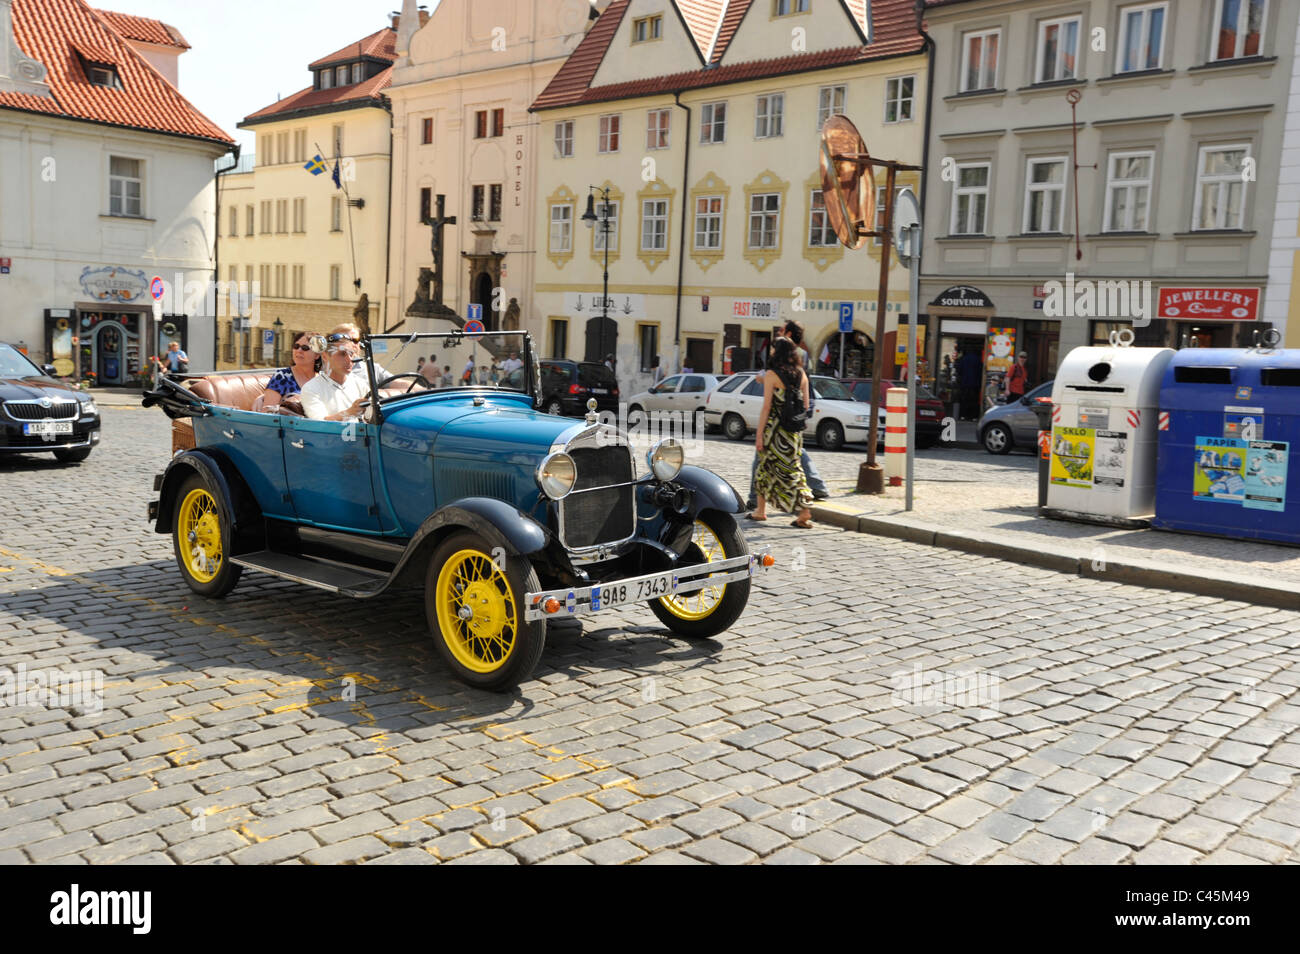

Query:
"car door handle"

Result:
[[290, 439, 305, 449], [222, 429, 236, 439]]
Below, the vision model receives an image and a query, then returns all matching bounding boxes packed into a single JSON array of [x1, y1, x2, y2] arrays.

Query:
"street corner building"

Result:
[[527, 0, 927, 400], [0, 0, 234, 382]]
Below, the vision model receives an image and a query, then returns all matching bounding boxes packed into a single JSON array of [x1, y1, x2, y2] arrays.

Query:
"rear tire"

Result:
[[649, 511, 751, 639], [722, 413, 747, 441], [982, 422, 1012, 455], [425, 531, 545, 691], [817, 419, 845, 452], [545, 399, 565, 416], [53, 447, 91, 464], [171, 474, 242, 598]]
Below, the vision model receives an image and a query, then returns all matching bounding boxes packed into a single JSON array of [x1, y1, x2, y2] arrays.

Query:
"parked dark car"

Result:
[[143, 331, 769, 691], [0, 342, 101, 463], [978, 380, 1055, 454], [841, 377, 946, 448], [537, 360, 620, 417]]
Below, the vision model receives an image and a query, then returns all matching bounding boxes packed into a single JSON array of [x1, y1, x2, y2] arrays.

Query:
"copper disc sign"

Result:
[[818, 115, 875, 251]]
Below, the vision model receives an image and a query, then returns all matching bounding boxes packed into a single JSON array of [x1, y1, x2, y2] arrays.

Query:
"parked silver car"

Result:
[[978, 380, 1054, 454], [626, 373, 721, 425]]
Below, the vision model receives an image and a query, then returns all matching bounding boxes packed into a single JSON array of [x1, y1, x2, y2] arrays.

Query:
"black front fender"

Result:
[[676, 465, 744, 516], [151, 449, 264, 553], [389, 497, 551, 588]]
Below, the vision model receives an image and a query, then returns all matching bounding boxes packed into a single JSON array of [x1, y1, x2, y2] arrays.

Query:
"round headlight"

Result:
[[536, 452, 577, 499], [81, 398, 98, 414], [647, 439, 684, 482]]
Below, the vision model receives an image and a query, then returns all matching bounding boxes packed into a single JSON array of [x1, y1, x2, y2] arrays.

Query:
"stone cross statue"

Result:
[[420, 194, 456, 309]]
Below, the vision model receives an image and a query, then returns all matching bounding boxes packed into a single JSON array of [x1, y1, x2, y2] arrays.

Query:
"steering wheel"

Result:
[[377, 373, 438, 395]]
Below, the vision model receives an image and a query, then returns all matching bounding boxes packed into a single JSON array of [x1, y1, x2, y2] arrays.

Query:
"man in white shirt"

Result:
[[500, 351, 523, 374], [300, 337, 369, 421]]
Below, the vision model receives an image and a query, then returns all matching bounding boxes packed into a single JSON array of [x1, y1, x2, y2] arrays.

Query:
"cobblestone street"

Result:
[[1, 406, 1298, 864]]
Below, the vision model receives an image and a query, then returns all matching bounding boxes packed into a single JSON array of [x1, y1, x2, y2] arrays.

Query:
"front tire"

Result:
[[53, 447, 92, 464], [172, 474, 242, 598], [425, 532, 545, 691], [982, 422, 1012, 455], [545, 399, 565, 416], [722, 413, 747, 441], [650, 511, 751, 639], [817, 419, 845, 452]]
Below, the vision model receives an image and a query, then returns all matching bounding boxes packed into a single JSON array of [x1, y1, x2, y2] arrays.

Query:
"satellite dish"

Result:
[[818, 115, 875, 250], [892, 186, 921, 268]]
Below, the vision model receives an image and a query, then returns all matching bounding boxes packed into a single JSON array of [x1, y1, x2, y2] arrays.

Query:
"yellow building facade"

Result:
[[530, 0, 927, 397]]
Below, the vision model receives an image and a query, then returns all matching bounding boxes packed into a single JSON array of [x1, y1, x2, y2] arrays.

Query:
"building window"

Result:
[[320, 70, 332, 90], [228, 206, 238, 237], [638, 324, 659, 372], [277, 132, 288, 165], [108, 156, 142, 217], [475, 110, 488, 139], [808, 190, 835, 246], [293, 197, 306, 233], [1103, 151, 1154, 231], [1193, 144, 1250, 230], [1036, 16, 1080, 82], [335, 66, 347, 87], [555, 120, 574, 157], [294, 129, 307, 163], [419, 187, 431, 222], [817, 85, 846, 128], [647, 109, 671, 150], [950, 162, 990, 235], [700, 102, 727, 144], [245, 206, 255, 236], [492, 108, 505, 137], [259, 265, 271, 299], [422, 117, 434, 144], [275, 264, 286, 299], [1023, 157, 1068, 233], [872, 185, 907, 246], [642, 198, 668, 251], [472, 185, 486, 221], [755, 93, 784, 138], [1212, 0, 1266, 61], [330, 265, 341, 300], [331, 195, 343, 232], [883, 76, 914, 123], [292, 264, 305, 299], [85, 61, 121, 88], [748, 193, 780, 249], [632, 15, 662, 42], [276, 199, 288, 234], [593, 200, 619, 252], [598, 114, 621, 153], [550, 319, 568, 359], [549, 203, 573, 252], [352, 63, 363, 84], [960, 29, 1000, 91], [774, 0, 810, 15], [1117, 3, 1167, 73], [332, 124, 343, 157], [260, 200, 272, 234], [694, 195, 724, 249], [490, 184, 503, 222]]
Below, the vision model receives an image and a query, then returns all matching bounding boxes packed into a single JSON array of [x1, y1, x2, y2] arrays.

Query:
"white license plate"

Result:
[[920, 410, 937, 418], [591, 388, 609, 395], [23, 421, 72, 436], [594, 571, 676, 609]]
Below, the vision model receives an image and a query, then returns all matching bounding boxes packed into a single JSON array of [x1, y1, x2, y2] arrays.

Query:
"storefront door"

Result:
[[1178, 322, 1234, 349]]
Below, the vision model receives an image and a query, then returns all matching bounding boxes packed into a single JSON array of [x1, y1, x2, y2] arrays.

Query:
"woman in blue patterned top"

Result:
[[259, 331, 321, 410]]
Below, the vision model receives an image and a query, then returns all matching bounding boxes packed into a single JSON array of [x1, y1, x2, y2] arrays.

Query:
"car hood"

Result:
[[381, 391, 580, 458], [0, 376, 80, 402]]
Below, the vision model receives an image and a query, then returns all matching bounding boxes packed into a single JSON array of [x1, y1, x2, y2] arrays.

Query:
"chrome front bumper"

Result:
[[524, 549, 771, 622]]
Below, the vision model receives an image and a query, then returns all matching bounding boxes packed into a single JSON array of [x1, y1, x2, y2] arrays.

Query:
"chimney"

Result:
[[390, 11, 400, 30], [419, 7, 430, 26]]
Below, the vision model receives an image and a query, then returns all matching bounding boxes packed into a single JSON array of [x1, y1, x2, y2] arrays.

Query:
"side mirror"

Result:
[[1020, 395, 1031, 405], [42, 364, 58, 377]]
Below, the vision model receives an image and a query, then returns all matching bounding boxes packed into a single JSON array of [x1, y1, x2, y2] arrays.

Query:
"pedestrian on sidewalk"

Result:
[[747, 337, 814, 528], [1004, 351, 1028, 400], [746, 319, 828, 507]]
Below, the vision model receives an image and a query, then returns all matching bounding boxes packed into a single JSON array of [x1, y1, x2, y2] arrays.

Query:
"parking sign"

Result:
[[838, 302, 854, 333]]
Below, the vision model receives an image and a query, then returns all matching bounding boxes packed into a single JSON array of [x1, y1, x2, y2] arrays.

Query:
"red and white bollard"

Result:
[[884, 386, 908, 487]]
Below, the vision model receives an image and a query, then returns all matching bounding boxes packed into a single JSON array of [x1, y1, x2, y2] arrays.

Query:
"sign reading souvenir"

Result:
[[1158, 287, 1260, 321], [732, 298, 782, 321], [1195, 436, 1288, 511], [79, 266, 147, 303], [986, 327, 1016, 373], [930, 285, 995, 309]]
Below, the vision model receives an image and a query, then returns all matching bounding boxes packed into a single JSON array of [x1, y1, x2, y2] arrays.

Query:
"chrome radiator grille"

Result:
[[5, 400, 79, 421], [559, 443, 636, 550]]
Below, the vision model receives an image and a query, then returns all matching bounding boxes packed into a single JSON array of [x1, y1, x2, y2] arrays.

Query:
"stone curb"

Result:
[[812, 503, 1300, 611]]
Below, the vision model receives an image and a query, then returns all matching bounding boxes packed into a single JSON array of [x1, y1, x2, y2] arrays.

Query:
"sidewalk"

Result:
[[812, 478, 1300, 610], [90, 387, 147, 407]]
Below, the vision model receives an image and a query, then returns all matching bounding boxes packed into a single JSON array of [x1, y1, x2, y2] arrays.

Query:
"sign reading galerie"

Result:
[[78, 266, 147, 303]]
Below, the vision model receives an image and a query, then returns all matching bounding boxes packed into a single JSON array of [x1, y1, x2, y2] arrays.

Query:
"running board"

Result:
[[231, 550, 388, 596]]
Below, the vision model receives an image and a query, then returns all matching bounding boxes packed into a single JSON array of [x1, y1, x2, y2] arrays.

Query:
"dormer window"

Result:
[[320, 70, 332, 90], [352, 63, 363, 84], [632, 15, 662, 43], [335, 65, 347, 86], [77, 50, 121, 90]]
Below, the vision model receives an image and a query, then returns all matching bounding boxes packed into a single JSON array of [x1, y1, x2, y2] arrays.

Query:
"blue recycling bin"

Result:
[[1153, 348, 1300, 544]]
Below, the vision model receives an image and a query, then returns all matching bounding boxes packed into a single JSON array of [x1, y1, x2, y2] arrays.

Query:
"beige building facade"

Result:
[[530, 0, 927, 398], [384, 0, 597, 337]]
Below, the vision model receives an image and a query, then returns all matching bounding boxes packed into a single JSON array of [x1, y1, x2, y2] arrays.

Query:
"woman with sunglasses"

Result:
[[259, 331, 323, 411]]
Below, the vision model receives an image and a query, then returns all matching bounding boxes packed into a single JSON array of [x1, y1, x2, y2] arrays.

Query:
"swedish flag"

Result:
[[304, 154, 327, 176]]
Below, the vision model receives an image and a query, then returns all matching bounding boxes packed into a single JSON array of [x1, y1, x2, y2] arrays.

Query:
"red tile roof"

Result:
[[708, 0, 753, 65], [309, 27, 396, 69], [93, 8, 189, 50], [0, 0, 232, 144], [240, 67, 394, 125], [533, 0, 923, 111], [675, 0, 725, 62], [839, 0, 871, 43]]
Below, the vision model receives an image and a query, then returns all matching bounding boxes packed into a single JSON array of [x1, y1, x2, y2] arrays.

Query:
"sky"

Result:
[[102, 0, 442, 154]]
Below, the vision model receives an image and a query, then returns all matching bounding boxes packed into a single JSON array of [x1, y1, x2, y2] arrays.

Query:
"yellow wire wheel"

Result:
[[425, 531, 545, 691], [649, 511, 751, 639], [171, 473, 242, 598]]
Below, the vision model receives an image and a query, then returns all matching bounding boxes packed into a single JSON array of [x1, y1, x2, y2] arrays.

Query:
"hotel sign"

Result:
[[1157, 287, 1260, 321]]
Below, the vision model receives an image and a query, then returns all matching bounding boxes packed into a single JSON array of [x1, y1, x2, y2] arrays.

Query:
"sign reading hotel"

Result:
[[1157, 287, 1260, 321], [732, 298, 782, 320]]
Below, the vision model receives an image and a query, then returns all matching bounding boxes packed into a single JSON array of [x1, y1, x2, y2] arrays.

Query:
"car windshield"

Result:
[[0, 344, 41, 378], [366, 330, 535, 401], [811, 377, 853, 401]]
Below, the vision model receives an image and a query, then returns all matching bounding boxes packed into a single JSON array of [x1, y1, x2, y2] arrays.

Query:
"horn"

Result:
[[818, 115, 876, 251]]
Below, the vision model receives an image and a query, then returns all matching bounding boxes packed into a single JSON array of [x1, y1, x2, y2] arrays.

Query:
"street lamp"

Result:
[[582, 186, 613, 364], [273, 317, 283, 365]]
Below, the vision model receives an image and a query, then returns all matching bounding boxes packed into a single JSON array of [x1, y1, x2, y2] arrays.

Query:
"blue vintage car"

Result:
[[144, 330, 769, 691]]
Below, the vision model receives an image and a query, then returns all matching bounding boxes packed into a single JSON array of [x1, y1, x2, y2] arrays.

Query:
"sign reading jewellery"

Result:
[[78, 266, 147, 303], [930, 285, 995, 309], [1157, 287, 1260, 322]]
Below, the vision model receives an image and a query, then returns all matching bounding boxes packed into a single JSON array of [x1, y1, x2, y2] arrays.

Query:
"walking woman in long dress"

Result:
[[748, 337, 814, 528]]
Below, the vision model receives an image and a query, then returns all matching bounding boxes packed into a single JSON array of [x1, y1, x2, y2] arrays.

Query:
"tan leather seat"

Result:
[[171, 371, 274, 452]]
